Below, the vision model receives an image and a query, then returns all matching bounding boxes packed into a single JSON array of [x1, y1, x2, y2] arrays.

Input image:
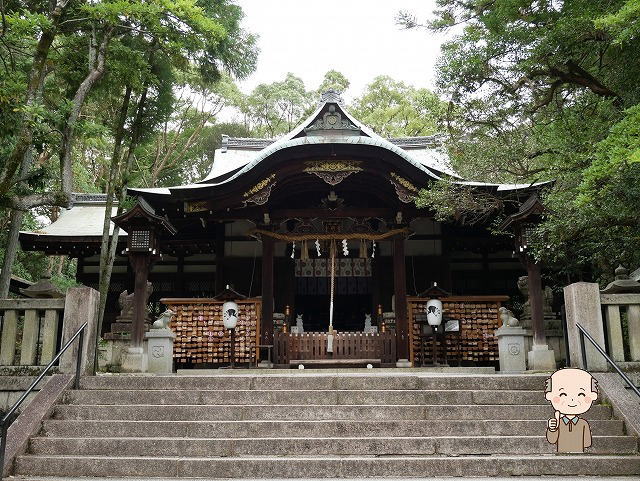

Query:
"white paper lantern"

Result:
[[222, 301, 239, 329], [426, 299, 443, 326]]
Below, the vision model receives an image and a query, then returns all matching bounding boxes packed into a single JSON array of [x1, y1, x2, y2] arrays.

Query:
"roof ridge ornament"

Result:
[[320, 89, 344, 105], [304, 104, 360, 135]]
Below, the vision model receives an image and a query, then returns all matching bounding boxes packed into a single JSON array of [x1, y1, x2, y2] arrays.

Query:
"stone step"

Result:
[[65, 389, 549, 406], [41, 418, 627, 438], [78, 374, 550, 391], [28, 435, 639, 456], [14, 454, 640, 477], [52, 403, 613, 421], [6, 477, 640, 481]]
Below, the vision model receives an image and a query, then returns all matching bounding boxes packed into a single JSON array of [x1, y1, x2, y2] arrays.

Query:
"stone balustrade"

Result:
[[0, 299, 65, 367], [563, 266, 640, 370], [601, 293, 640, 362]]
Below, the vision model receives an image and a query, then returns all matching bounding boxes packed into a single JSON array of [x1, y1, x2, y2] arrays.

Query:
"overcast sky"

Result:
[[234, 1, 445, 100]]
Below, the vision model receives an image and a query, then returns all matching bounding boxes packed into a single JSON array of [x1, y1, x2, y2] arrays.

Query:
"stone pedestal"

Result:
[[496, 326, 527, 372], [563, 282, 607, 371], [97, 337, 129, 371], [396, 359, 412, 368], [528, 343, 556, 371], [257, 360, 273, 369], [145, 328, 175, 374], [524, 329, 566, 364], [120, 346, 148, 373]]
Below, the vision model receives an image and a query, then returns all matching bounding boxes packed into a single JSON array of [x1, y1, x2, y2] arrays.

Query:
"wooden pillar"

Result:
[[176, 255, 185, 296], [215, 223, 225, 294], [282, 258, 296, 315], [527, 260, 547, 346], [371, 255, 380, 318], [76, 256, 85, 284], [393, 234, 410, 363], [482, 246, 490, 293], [261, 235, 274, 345], [129, 253, 152, 348]]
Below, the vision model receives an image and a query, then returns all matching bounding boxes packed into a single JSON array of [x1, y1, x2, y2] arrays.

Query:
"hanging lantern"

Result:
[[222, 301, 239, 329], [426, 299, 443, 326]]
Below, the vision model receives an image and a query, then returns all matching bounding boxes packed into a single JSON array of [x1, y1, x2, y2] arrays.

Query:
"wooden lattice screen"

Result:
[[274, 331, 396, 365], [160, 298, 261, 365], [408, 296, 508, 364]]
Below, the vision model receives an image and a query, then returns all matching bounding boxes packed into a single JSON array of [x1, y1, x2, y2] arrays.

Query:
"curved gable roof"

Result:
[[129, 91, 549, 198]]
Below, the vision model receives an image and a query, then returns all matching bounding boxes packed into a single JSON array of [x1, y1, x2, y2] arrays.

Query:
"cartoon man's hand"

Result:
[[548, 410, 560, 431]]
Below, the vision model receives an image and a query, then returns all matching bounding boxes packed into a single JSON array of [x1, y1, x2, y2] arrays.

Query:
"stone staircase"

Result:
[[7, 373, 640, 478]]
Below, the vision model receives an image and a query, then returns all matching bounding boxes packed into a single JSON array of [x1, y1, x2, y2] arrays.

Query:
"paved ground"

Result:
[[5, 477, 640, 481]]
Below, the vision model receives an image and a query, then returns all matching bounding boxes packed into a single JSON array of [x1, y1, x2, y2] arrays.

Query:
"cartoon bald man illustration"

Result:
[[545, 368, 598, 453]]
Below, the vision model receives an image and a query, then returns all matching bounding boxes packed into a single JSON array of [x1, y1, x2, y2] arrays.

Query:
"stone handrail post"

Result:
[[563, 282, 607, 371]]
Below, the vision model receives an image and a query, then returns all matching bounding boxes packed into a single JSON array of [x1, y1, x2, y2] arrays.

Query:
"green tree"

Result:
[[351, 75, 445, 137], [402, 0, 640, 281], [240, 73, 313, 137], [317, 69, 350, 95]]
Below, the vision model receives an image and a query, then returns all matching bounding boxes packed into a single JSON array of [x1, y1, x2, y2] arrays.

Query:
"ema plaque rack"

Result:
[[408, 296, 508, 365], [160, 298, 261, 366]]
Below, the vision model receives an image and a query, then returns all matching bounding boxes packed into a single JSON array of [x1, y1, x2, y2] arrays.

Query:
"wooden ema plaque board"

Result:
[[408, 296, 508, 364], [160, 298, 261, 365]]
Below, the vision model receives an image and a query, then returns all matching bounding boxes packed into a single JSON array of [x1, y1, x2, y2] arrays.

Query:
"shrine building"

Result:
[[19, 91, 548, 368]]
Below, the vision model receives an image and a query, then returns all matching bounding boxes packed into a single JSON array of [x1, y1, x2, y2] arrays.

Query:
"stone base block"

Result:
[[528, 344, 556, 371], [120, 347, 148, 373], [145, 329, 175, 374], [396, 359, 412, 368], [257, 360, 273, 369], [97, 338, 129, 371], [496, 326, 526, 372]]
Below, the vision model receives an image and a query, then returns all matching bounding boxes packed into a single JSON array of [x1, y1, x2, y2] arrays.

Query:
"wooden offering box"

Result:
[[160, 298, 261, 366], [409, 296, 508, 365]]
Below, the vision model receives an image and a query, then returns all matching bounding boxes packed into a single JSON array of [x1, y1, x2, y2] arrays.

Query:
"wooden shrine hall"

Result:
[[19, 90, 550, 369]]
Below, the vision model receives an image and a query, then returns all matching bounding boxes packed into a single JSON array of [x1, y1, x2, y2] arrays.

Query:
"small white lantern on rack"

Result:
[[426, 299, 443, 327], [222, 301, 239, 329], [223, 300, 239, 368]]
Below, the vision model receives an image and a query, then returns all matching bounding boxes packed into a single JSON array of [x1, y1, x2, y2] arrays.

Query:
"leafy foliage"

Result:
[[0, 0, 258, 289], [351, 76, 445, 137], [403, 0, 640, 282]]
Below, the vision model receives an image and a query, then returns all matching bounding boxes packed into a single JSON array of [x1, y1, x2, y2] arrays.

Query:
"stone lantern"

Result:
[[112, 198, 176, 372], [499, 194, 555, 371]]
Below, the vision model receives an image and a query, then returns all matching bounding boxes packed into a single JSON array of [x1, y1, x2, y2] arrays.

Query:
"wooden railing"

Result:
[[274, 331, 396, 365], [0, 299, 65, 366]]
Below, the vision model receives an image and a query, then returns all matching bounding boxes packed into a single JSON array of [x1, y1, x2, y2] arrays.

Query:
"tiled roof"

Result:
[[221, 136, 274, 151], [220, 135, 444, 152]]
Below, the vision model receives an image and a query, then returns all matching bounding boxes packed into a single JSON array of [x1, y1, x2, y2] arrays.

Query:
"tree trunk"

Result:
[[60, 25, 113, 195], [0, 209, 25, 298], [0, 144, 36, 298], [95, 39, 154, 342], [0, 20, 111, 298], [96, 82, 149, 339], [96, 85, 132, 339], [0, 0, 71, 196]]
